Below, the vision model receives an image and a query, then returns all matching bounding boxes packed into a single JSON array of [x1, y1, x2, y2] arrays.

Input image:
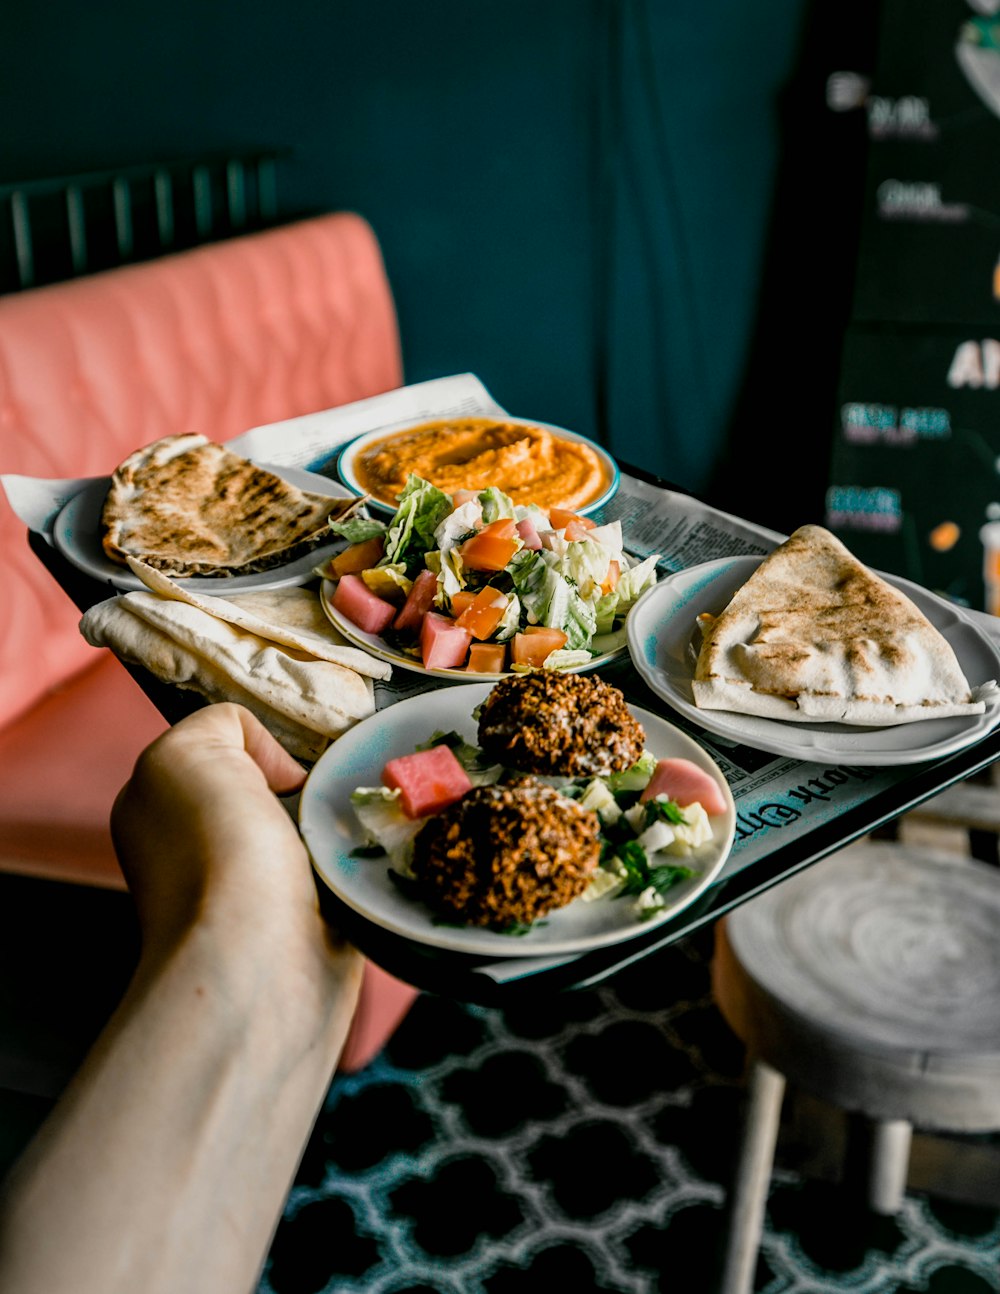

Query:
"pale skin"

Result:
[[0, 703, 364, 1294]]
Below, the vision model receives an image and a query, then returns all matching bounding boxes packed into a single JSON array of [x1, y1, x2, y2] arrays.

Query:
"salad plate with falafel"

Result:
[[315, 474, 661, 680], [298, 672, 736, 957]]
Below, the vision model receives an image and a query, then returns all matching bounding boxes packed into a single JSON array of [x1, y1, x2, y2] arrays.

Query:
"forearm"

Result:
[[0, 919, 361, 1294]]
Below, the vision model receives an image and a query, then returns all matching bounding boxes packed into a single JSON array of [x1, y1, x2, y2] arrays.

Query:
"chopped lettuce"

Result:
[[508, 549, 597, 650], [478, 486, 516, 523], [555, 536, 613, 600], [328, 515, 388, 544], [614, 554, 660, 607], [349, 787, 423, 872], [433, 499, 482, 554], [606, 749, 658, 793], [383, 475, 454, 568], [493, 591, 522, 641]]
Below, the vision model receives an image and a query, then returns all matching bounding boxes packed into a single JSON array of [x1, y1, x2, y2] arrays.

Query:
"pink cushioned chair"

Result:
[[0, 212, 417, 1074]]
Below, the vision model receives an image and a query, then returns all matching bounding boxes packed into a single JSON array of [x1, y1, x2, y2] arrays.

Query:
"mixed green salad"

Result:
[[324, 474, 661, 672]]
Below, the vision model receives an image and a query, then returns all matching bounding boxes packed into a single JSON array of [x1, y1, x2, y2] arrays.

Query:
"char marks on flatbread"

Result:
[[101, 433, 361, 578], [692, 524, 993, 726]]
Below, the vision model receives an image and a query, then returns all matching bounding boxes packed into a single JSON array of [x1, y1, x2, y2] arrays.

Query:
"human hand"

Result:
[[111, 703, 361, 1004]]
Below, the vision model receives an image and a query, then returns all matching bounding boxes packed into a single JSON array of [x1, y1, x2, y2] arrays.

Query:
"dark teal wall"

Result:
[[3, 1, 816, 497]]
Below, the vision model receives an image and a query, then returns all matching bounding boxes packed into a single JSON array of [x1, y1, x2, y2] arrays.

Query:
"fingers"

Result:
[[215, 704, 308, 796], [141, 703, 308, 796]]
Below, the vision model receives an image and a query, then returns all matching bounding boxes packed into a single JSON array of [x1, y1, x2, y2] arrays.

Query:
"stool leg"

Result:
[[717, 1057, 786, 1294], [844, 1115, 913, 1214]]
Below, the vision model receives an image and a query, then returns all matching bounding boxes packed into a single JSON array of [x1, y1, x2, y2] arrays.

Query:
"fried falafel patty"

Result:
[[411, 776, 600, 928], [476, 670, 645, 777]]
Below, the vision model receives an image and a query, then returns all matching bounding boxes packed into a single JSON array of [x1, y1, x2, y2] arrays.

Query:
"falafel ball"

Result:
[[411, 776, 600, 928], [476, 670, 645, 777]]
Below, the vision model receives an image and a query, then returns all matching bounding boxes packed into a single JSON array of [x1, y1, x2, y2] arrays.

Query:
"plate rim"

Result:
[[626, 554, 1000, 766], [335, 415, 621, 517], [299, 681, 736, 957], [318, 577, 628, 682], [52, 462, 355, 594]]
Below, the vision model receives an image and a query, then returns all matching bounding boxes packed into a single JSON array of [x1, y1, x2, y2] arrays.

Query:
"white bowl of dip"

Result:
[[336, 415, 620, 517]]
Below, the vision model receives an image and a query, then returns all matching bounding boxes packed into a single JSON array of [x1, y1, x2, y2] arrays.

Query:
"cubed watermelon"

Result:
[[393, 567, 439, 632], [382, 745, 473, 818], [420, 612, 472, 670], [331, 573, 397, 635], [639, 758, 729, 816]]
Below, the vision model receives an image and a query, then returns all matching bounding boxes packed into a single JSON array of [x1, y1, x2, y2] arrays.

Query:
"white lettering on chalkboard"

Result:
[[947, 340, 1000, 389]]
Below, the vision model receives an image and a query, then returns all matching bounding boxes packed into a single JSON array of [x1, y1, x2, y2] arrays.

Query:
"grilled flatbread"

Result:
[[101, 433, 361, 577], [693, 525, 994, 726]]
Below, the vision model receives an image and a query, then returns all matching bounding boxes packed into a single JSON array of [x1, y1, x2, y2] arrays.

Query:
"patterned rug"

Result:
[[257, 929, 1000, 1294]]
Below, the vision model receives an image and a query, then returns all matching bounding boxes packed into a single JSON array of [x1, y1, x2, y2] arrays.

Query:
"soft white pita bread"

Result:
[[692, 525, 996, 727], [80, 594, 375, 761], [126, 558, 391, 680]]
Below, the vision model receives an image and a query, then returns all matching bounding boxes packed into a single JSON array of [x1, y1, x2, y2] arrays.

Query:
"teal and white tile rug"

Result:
[[260, 931, 1000, 1294]]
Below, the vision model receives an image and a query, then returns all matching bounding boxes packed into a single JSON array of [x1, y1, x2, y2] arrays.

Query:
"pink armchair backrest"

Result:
[[0, 212, 403, 729]]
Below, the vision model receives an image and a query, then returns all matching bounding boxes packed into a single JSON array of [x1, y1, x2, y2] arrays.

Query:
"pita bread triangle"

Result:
[[692, 525, 996, 727]]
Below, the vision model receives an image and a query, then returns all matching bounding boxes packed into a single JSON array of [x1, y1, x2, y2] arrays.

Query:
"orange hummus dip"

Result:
[[352, 417, 609, 510]]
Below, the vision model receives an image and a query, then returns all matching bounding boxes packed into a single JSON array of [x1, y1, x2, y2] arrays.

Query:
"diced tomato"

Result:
[[639, 758, 729, 816], [549, 508, 595, 531], [563, 520, 593, 542], [420, 612, 473, 670], [466, 642, 508, 673], [331, 573, 397, 635], [511, 627, 568, 667], [330, 535, 386, 578], [455, 586, 509, 640], [392, 567, 439, 632], [515, 517, 543, 550], [459, 518, 520, 572], [451, 489, 479, 507], [382, 745, 473, 818], [601, 559, 620, 594], [450, 590, 477, 618]]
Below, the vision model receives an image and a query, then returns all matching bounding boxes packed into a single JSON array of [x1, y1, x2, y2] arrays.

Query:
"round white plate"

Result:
[[300, 683, 735, 957], [52, 463, 356, 594], [319, 578, 627, 682], [626, 556, 1000, 767], [336, 417, 621, 517]]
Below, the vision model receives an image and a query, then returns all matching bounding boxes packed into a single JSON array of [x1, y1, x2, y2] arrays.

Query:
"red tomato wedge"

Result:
[[639, 758, 729, 816], [563, 520, 593, 542], [466, 642, 508, 673], [420, 612, 472, 669], [330, 534, 386, 577], [393, 567, 439, 632], [382, 745, 472, 819], [459, 518, 520, 571], [450, 590, 478, 618], [455, 586, 509, 640], [331, 573, 397, 635], [549, 508, 595, 531], [511, 627, 568, 667]]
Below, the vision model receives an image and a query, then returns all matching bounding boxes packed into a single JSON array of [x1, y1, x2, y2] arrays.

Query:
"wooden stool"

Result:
[[711, 841, 1000, 1294]]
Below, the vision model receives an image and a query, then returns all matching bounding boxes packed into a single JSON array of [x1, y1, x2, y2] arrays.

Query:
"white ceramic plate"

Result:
[[319, 578, 628, 682], [626, 556, 1000, 767], [300, 683, 735, 957], [335, 417, 621, 517], [52, 464, 356, 594]]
